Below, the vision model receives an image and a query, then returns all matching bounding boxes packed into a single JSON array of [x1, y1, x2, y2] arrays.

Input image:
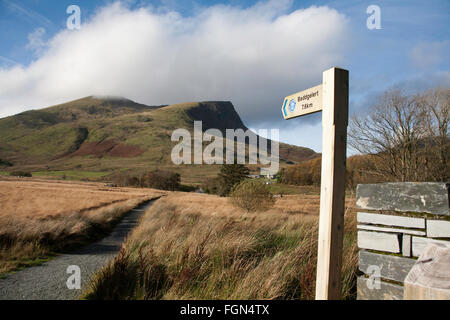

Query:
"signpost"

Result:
[[282, 84, 323, 119], [281, 67, 349, 300]]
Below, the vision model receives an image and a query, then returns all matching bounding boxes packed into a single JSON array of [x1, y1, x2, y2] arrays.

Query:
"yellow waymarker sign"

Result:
[[281, 84, 323, 119]]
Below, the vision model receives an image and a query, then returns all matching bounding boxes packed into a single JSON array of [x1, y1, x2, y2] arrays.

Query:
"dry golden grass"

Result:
[[0, 178, 165, 218], [85, 192, 358, 300], [0, 178, 166, 274], [154, 192, 356, 219]]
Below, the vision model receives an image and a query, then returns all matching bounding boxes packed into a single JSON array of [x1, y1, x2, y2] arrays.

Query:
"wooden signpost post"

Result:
[[282, 67, 349, 300]]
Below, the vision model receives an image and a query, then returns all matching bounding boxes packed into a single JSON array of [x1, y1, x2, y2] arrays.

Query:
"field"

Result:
[[84, 192, 358, 300], [0, 177, 359, 299], [31, 170, 112, 180], [0, 177, 165, 274]]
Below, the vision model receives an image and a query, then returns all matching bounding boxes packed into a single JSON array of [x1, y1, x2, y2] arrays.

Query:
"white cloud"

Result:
[[0, 0, 350, 127]]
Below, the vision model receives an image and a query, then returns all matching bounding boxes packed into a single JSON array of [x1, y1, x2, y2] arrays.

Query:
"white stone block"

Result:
[[358, 231, 401, 253], [403, 234, 412, 257], [357, 224, 426, 236], [427, 220, 450, 238], [357, 212, 425, 229]]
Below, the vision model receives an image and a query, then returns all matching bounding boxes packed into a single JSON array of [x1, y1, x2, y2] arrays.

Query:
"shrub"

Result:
[[177, 184, 196, 192], [218, 164, 250, 195], [142, 170, 181, 191], [114, 170, 182, 191], [229, 179, 275, 213], [9, 171, 32, 177]]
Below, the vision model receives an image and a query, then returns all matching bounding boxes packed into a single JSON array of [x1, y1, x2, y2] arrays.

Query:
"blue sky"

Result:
[[0, 0, 449, 153]]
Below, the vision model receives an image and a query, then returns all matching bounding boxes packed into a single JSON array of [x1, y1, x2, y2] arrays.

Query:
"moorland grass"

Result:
[[0, 179, 164, 275], [84, 193, 358, 300]]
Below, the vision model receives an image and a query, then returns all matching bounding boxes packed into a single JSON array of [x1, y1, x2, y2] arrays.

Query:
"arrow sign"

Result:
[[281, 84, 323, 119]]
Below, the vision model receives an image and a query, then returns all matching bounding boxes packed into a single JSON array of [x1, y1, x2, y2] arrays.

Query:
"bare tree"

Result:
[[417, 88, 449, 181], [348, 89, 436, 182]]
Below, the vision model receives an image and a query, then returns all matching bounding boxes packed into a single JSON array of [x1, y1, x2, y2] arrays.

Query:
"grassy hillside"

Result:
[[0, 97, 318, 184]]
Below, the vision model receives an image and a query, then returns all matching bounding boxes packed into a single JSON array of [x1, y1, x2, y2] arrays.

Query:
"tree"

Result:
[[279, 157, 321, 186], [275, 168, 285, 183], [143, 170, 181, 191], [218, 164, 250, 196], [122, 170, 181, 190], [10, 171, 32, 177], [417, 88, 449, 181], [348, 88, 449, 182], [230, 179, 275, 213], [346, 154, 382, 188]]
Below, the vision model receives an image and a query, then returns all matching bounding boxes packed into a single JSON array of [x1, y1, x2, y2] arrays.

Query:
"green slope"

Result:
[[0, 97, 318, 183]]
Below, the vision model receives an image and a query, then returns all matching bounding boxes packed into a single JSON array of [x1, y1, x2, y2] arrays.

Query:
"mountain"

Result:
[[0, 97, 318, 183]]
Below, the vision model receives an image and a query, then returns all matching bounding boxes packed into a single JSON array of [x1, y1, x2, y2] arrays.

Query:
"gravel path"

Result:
[[0, 199, 157, 300]]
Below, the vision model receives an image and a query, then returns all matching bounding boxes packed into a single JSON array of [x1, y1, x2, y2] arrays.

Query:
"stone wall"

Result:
[[356, 182, 450, 300]]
